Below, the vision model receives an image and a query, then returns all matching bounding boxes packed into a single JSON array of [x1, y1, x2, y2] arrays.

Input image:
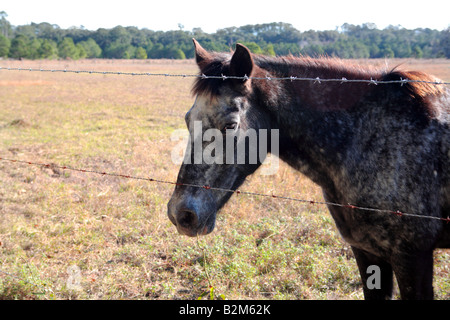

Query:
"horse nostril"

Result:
[[176, 210, 198, 229]]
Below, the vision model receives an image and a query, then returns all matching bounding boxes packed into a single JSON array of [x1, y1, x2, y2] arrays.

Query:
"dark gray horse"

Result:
[[168, 39, 450, 299]]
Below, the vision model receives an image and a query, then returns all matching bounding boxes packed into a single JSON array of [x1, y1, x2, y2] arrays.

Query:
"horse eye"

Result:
[[221, 123, 237, 133]]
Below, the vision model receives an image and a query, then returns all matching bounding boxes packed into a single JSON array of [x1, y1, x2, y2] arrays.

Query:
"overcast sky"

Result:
[[2, 0, 449, 32]]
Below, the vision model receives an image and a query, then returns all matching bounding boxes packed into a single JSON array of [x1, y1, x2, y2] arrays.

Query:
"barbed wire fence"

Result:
[[1, 66, 450, 85], [0, 65, 449, 298], [0, 157, 448, 223], [1, 65, 449, 219]]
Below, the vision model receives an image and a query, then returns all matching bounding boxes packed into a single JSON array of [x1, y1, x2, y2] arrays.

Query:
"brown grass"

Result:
[[0, 58, 448, 300]]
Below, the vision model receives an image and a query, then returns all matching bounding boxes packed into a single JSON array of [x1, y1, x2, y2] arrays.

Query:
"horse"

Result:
[[167, 39, 450, 300]]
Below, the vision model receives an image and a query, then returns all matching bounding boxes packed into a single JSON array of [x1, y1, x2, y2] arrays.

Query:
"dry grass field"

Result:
[[0, 58, 449, 300]]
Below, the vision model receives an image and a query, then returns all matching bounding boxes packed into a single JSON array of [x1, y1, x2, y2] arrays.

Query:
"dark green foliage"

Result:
[[57, 37, 80, 59], [0, 34, 10, 57], [78, 38, 102, 58], [0, 14, 448, 60], [9, 34, 30, 59]]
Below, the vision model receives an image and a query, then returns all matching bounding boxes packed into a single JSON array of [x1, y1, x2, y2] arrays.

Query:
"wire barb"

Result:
[[392, 210, 403, 217], [369, 78, 378, 85]]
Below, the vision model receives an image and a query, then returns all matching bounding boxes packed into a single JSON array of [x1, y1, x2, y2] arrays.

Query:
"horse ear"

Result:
[[230, 43, 254, 80], [193, 38, 210, 66]]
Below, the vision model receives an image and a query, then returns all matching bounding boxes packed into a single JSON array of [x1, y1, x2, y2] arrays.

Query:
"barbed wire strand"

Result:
[[1, 157, 448, 223], [0, 66, 449, 85]]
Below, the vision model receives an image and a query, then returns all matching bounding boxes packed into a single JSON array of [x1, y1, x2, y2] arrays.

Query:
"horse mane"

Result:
[[191, 53, 383, 97], [382, 69, 445, 100], [192, 52, 446, 115]]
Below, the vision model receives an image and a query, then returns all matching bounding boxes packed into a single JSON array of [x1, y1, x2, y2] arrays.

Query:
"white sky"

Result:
[[2, 0, 449, 33]]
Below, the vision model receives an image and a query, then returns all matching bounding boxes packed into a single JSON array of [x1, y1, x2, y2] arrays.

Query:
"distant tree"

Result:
[[301, 44, 325, 57], [0, 11, 12, 38], [31, 22, 63, 42], [109, 26, 132, 46], [58, 37, 80, 59], [88, 39, 102, 58], [263, 43, 276, 56], [76, 43, 87, 59], [0, 34, 10, 57], [104, 40, 134, 59], [38, 39, 58, 59], [100, 26, 136, 59], [392, 40, 412, 58], [353, 42, 370, 58], [124, 46, 136, 59], [135, 47, 147, 59], [413, 45, 423, 58], [78, 38, 102, 58], [148, 43, 165, 58], [0, 20, 447, 60], [380, 46, 395, 58], [26, 38, 44, 59], [368, 43, 381, 58], [9, 35, 30, 59], [273, 42, 301, 56], [92, 28, 110, 49], [169, 48, 186, 59], [441, 28, 450, 58], [192, 28, 206, 37], [144, 39, 154, 54]]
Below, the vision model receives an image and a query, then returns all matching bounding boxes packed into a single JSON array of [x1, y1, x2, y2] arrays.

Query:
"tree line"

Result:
[[0, 12, 449, 60]]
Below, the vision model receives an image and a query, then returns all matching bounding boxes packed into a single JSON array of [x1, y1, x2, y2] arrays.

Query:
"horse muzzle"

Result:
[[167, 192, 217, 237]]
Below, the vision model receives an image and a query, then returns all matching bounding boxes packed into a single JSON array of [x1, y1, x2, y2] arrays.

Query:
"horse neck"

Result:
[[257, 56, 382, 112], [277, 105, 354, 188], [255, 57, 379, 187]]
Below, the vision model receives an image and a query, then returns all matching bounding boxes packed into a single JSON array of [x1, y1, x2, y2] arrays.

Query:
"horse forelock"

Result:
[[191, 53, 232, 98]]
